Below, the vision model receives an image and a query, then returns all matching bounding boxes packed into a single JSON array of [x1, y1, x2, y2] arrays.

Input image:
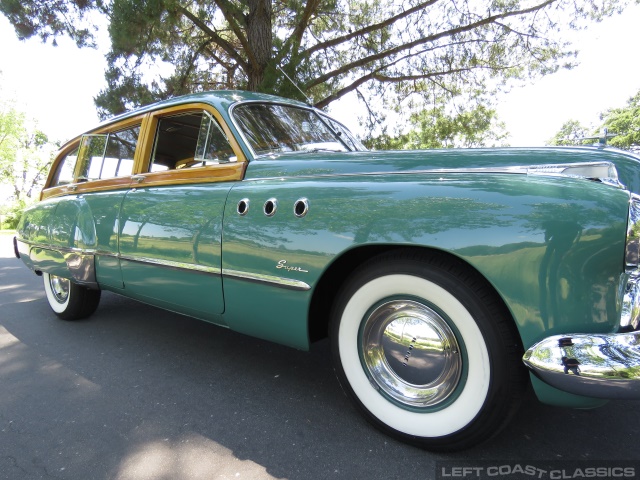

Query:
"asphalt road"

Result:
[[1, 233, 639, 480]]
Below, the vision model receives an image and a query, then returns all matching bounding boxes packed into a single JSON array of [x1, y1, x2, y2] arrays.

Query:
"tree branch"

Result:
[[307, 0, 557, 89], [170, 40, 211, 95], [303, 0, 440, 58], [315, 65, 497, 108], [287, 0, 324, 55], [176, 5, 250, 72]]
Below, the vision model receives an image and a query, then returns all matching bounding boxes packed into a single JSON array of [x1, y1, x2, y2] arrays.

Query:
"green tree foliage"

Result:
[[548, 91, 640, 151], [366, 103, 507, 149], [0, 0, 632, 123], [0, 0, 97, 46], [600, 91, 640, 152], [0, 102, 55, 228], [546, 119, 591, 146]]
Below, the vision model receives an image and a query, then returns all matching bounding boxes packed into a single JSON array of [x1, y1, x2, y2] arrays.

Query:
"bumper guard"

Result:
[[523, 331, 640, 400]]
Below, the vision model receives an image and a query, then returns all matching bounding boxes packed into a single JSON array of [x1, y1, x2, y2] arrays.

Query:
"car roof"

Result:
[[56, 90, 311, 150], [103, 90, 310, 125]]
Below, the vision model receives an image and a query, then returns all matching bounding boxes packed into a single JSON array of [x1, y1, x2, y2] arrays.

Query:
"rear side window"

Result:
[[77, 125, 140, 181], [149, 111, 236, 172], [51, 147, 79, 186]]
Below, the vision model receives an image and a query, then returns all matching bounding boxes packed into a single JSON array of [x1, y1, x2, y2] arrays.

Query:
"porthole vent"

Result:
[[294, 198, 309, 218], [237, 198, 250, 216], [264, 198, 278, 217]]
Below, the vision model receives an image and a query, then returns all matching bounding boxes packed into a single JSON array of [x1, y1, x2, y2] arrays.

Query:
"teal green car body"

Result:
[[14, 92, 640, 447]]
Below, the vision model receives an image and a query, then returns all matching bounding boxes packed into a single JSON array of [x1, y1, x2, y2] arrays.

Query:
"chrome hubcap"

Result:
[[49, 275, 70, 304], [361, 300, 462, 407]]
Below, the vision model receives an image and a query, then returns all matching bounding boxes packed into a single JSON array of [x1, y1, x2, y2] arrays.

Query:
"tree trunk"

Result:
[[246, 0, 272, 91]]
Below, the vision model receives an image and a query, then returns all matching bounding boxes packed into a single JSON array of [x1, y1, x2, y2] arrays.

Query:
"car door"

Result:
[[72, 117, 145, 289], [118, 104, 247, 324], [36, 116, 144, 289]]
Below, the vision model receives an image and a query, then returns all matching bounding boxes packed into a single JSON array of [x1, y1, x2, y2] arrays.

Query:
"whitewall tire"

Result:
[[43, 272, 101, 320], [330, 251, 527, 451]]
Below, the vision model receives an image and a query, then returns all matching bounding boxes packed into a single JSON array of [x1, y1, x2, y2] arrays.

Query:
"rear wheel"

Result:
[[43, 272, 101, 320], [330, 251, 527, 451]]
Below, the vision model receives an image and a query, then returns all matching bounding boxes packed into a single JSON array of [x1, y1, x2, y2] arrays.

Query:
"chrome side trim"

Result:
[[17, 238, 97, 256], [222, 268, 311, 291], [103, 253, 310, 291], [245, 161, 623, 187], [117, 256, 309, 290], [119, 255, 222, 275], [18, 239, 310, 291], [523, 331, 640, 399]]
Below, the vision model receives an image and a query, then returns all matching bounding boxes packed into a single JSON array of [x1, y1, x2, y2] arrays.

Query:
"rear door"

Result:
[[118, 104, 247, 323]]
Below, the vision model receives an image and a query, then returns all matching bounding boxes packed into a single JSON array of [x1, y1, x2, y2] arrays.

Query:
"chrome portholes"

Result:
[[263, 198, 278, 217], [361, 300, 462, 408], [239, 197, 309, 218], [294, 198, 309, 218], [237, 198, 250, 216], [48, 274, 71, 304]]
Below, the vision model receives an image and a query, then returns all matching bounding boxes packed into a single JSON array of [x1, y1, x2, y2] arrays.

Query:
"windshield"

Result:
[[320, 113, 367, 151], [233, 103, 359, 157]]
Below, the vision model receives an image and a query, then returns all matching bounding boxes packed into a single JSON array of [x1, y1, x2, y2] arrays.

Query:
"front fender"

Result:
[[221, 172, 629, 350]]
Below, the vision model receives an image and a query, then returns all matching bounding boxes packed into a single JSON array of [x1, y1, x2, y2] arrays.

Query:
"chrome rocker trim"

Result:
[[16, 239, 310, 292], [523, 331, 640, 399], [222, 268, 311, 291], [119, 254, 222, 275]]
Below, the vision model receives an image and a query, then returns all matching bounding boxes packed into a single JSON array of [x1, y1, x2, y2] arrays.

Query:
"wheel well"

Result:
[[308, 245, 518, 346]]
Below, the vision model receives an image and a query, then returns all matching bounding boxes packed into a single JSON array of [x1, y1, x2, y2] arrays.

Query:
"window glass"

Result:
[[104, 126, 139, 177], [233, 104, 348, 156], [76, 124, 140, 181], [150, 111, 235, 171], [321, 115, 367, 151], [101, 157, 119, 178], [77, 135, 107, 181], [52, 147, 78, 186], [194, 111, 236, 164]]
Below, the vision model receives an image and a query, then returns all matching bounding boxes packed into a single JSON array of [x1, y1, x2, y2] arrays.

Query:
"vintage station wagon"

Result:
[[13, 91, 640, 450]]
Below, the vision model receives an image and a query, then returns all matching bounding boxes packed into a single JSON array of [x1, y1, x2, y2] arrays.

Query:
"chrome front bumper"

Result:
[[523, 331, 640, 400]]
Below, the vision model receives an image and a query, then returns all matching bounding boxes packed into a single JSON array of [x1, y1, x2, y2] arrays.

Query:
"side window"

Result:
[[149, 111, 235, 172], [52, 147, 79, 186], [78, 135, 107, 181], [77, 124, 140, 181]]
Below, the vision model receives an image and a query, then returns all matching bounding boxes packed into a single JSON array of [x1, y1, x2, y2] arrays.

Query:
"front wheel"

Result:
[[43, 272, 101, 320], [330, 251, 527, 451]]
